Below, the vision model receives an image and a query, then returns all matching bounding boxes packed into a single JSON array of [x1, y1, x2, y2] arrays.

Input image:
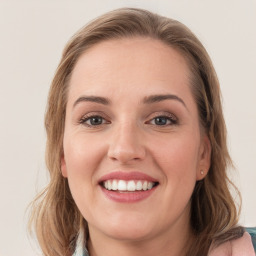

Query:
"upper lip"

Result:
[[98, 171, 158, 183]]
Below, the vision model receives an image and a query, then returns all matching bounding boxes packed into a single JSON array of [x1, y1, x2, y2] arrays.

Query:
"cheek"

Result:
[[63, 134, 106, 183], [151, 133, 200, 202], [146, 135, 200, 227], [154, 135, 200, 174], [63, 134, 106, 215]]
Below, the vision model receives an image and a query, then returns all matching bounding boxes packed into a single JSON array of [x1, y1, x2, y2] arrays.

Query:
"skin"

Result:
[[61, 37, 211, 256]]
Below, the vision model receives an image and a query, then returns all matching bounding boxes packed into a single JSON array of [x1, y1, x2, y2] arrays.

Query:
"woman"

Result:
[[29, 8, 255, 256]]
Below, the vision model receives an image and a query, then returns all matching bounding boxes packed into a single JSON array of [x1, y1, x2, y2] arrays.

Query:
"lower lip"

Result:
[[100, 186, 157, 203]]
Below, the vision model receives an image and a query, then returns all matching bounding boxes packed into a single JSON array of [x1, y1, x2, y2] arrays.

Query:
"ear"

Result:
[[196, 135, 211, 181], [61, 155, 68, 178]]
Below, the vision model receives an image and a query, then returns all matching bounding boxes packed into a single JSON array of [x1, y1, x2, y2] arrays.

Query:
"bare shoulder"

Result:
[[209, 232, 255, 256]]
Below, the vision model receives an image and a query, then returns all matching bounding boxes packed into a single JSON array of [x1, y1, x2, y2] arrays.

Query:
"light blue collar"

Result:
[[72, 229, 89, 256]]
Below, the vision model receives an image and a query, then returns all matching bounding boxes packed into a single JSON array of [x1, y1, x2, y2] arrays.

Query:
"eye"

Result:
[[148, 115, 178, 126], [79, 115, 108, 127]]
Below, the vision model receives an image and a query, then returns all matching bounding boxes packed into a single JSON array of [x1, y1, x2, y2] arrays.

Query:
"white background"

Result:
[[0, 1, 255, 255]]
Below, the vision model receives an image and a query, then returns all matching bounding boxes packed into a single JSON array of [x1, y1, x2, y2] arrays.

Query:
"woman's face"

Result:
[[61, 38, 211, 242]]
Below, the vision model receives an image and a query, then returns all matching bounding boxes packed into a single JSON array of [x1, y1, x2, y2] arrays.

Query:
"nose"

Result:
[[107, 122, 146, 164]]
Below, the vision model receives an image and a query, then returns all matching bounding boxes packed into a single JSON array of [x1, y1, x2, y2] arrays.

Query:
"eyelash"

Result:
[[79, 113, 109, 127], [78, 113, 178, 127], [147, 114, 178, 126]]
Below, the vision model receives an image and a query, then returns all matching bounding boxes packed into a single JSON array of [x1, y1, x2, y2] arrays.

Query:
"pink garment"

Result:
[[209, 232, 255, 256]]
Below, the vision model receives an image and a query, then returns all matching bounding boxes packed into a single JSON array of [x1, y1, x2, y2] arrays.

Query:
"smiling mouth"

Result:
[[100, 180, 159, 192]]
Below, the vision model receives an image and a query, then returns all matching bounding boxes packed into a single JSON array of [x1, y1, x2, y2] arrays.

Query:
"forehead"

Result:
[[68, 37, 192, 103]]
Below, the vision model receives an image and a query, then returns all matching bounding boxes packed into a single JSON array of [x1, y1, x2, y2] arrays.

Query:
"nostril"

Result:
[[107, 129, 146, 163], [107, 147, 146, 163]]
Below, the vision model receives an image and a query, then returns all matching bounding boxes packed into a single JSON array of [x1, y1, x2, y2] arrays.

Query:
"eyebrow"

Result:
[[73, 94, 187, 109], [143, 94, 187, 109], [73, 96, 110, 108]]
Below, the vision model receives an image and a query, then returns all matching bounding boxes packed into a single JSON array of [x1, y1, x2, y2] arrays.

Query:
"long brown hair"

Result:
[[29, 8, 242, 256]]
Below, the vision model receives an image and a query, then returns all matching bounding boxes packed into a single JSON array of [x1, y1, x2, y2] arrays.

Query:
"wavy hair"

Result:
[[29, 7, 242, 256]]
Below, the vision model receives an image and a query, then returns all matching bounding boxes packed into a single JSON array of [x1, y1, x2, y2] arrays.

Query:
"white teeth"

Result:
[[142, 181, 148, 191], [127, 181, 136, 191], [112, 180, 118, 190], [136, 181, 142, 190], [117, 180, 127, 191], [147, 182, 153, 190], [103, 180, 156, 191], [107, 180, 112, 190]]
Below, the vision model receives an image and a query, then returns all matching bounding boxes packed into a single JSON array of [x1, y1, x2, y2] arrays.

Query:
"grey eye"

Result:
[[153, 116, 171, 125], [87, 116, 103, 125]]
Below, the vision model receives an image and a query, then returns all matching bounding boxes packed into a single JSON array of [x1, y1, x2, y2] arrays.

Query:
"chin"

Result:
[[90, 212, 156, 242], [103, 224, 153, 242]]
